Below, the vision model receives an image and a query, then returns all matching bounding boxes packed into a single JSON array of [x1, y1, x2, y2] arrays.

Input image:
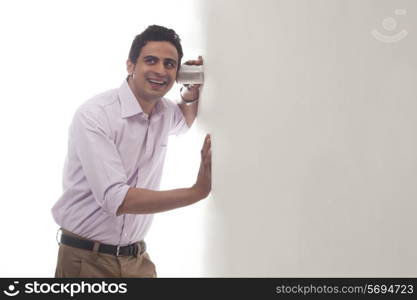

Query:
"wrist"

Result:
[[181, 97, 198, 105], [189, 185, 204, 202], [180, 87, 199, 103]]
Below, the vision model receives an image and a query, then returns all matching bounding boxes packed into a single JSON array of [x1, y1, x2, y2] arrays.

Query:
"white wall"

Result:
[[199, 0, 417, 276]]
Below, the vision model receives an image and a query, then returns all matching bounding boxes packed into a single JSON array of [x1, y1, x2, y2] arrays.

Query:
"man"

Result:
[[51, 25, 211, 278]]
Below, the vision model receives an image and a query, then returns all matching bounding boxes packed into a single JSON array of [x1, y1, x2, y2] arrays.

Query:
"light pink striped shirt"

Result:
[[51, 80, 188, 245]]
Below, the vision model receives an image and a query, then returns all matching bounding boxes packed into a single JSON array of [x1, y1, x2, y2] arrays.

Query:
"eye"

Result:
[[164, 60, 176, 69], [144, 57, 157, 64]]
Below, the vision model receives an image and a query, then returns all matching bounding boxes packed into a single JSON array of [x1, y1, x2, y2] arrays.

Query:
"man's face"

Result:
[[127, 41, 179, 101]]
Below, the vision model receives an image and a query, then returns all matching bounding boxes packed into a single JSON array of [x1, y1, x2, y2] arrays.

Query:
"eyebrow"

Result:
[[143, 55, 178, 65]]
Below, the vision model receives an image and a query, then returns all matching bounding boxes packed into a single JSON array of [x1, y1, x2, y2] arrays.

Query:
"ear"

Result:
[[126, 59, 135, 76]]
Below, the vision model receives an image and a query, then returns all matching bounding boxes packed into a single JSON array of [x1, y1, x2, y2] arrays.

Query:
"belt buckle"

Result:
[[116, 245, 121, 257], [132, 243, 138, 255]]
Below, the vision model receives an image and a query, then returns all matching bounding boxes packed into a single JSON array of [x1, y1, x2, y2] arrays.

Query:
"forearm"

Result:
[[178, 100, 198, 128], [116, 186, 201, 215]]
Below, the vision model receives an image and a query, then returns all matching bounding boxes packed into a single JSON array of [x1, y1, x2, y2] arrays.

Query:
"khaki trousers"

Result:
[[55, 229, 157, 278]]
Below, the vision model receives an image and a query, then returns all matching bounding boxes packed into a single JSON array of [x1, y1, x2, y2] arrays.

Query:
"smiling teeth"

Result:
[[149, 79, 166, 85]]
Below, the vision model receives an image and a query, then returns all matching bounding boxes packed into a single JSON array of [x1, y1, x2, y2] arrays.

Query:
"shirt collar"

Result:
[[118, 79, 167, 119]]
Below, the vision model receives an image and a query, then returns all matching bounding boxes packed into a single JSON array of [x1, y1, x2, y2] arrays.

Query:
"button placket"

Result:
[[144, 122, 152, 157], [120, 214, 129, 245]]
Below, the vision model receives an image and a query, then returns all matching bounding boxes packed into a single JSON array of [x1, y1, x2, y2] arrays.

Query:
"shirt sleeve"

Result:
[[169, 102, 190, 136], [71, 107, 130, 217]]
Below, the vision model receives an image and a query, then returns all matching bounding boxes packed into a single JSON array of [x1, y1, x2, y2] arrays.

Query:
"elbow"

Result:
[[115, 198, 126, 216], [116, 205, 124, 216]]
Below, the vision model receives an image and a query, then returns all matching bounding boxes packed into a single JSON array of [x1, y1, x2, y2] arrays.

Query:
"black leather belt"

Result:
[[60, 233, 146, 257]]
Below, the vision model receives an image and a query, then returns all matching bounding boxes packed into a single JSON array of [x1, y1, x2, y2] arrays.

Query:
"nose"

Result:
[[154, 61, 167, 76]]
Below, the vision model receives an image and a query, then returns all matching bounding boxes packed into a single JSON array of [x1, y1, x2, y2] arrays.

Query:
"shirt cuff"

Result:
[[104, 184, 131, 217]]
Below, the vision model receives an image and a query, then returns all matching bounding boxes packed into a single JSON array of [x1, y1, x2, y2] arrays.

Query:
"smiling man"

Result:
[[51, 25, 211, 278]]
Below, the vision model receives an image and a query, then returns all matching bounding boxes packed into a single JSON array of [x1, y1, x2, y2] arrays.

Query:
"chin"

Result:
[[152, 87, 171, 97], [145, 91, 166, 100]]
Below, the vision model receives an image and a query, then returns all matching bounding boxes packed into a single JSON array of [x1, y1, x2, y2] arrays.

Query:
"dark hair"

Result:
[[128, 25, 183, 71]]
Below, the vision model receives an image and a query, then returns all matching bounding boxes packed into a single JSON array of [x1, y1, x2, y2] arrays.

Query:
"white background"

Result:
[[0, 0, 207, 277]]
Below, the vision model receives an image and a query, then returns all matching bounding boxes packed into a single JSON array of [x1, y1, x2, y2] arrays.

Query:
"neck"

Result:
[[128, 79, 158, 115], [137, 97, 157, 116]]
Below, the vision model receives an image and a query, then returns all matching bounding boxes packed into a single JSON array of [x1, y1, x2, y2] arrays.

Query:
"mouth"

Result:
[[147, 78, 168, 88]]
